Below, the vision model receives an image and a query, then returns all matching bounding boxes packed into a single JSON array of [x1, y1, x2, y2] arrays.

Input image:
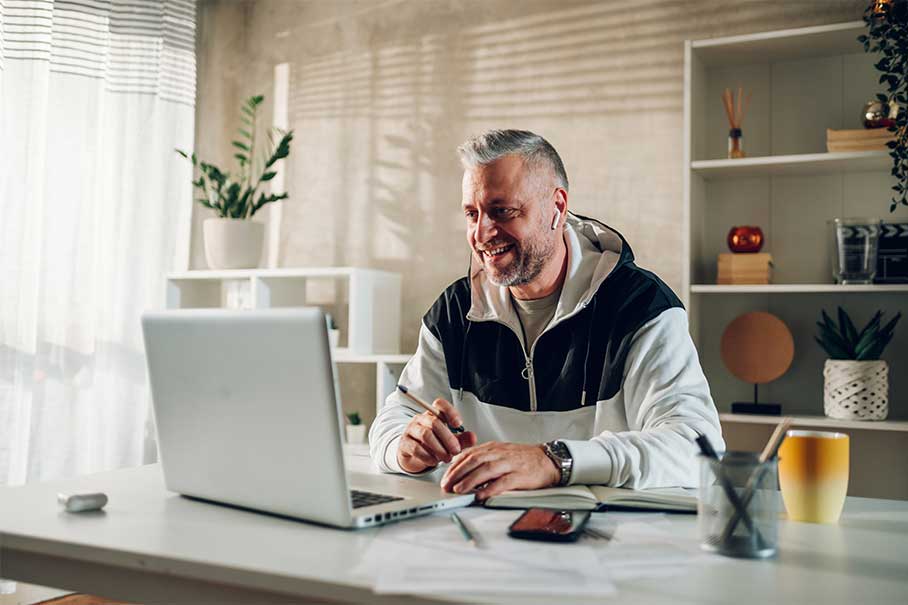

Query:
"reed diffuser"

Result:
[[722, 87, 751, 158]]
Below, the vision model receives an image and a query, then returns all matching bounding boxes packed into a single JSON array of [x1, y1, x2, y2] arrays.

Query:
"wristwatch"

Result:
[[542, 440, 573, 486]]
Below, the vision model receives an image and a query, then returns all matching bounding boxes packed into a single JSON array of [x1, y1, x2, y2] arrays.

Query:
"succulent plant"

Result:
[[815, 307, 901, 360], [346, 412, 362, 426]]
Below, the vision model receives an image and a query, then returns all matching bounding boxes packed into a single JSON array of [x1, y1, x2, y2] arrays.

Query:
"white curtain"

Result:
[[0, 0, 196, 486]]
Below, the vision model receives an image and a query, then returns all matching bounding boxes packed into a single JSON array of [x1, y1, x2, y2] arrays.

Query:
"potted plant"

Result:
[[345, 412, 366, 444], [176, 95, 293, 269], [815, 307, 901, 420], [325, 313, 340, 349]]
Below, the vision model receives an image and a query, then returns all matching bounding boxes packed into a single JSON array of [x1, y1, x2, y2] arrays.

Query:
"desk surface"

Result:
[[2, 451, 908, 605]]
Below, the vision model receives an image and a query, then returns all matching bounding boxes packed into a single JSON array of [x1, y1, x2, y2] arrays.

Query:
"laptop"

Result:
[[141, 307, 473, 528]]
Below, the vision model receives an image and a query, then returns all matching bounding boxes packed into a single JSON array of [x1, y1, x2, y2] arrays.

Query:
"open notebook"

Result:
[[484, 485, 697, 513]]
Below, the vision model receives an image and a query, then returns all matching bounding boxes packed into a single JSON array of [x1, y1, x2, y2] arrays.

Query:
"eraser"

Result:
[[58, 492, 108, 513]]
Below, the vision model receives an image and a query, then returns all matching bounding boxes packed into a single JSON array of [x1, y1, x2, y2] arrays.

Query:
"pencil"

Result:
[[451, 512, 479, 548], [396, 384, 465, 434]]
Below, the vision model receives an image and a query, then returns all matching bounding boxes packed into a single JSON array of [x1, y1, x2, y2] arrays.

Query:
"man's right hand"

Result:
[[397, 398, 477, 474]]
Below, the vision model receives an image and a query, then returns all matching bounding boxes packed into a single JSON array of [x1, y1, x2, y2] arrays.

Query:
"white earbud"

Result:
[[551, 209, 561, 230]]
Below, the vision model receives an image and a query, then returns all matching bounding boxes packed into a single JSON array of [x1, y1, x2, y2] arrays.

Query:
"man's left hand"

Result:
[[440, 441, 560, 501]]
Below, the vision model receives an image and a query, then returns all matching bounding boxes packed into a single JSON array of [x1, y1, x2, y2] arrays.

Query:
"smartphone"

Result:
[[507, 508, 591, 542]]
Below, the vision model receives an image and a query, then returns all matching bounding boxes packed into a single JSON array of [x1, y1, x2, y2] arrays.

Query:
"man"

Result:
[[369, 129, 724, 500]]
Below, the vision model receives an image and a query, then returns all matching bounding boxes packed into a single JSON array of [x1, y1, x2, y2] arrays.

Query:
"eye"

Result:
[[492, 207, 516, 219], [464, 209, 477, 220]]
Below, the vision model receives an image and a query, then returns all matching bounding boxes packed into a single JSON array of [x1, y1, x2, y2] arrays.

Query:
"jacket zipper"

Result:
[[520, 356, 537, 412], [471, 300, 591, 413]]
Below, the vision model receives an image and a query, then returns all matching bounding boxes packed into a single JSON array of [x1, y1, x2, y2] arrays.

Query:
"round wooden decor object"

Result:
[[720, 311, 794, 385]]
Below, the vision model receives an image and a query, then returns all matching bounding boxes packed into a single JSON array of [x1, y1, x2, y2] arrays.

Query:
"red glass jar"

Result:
[[727, 226, 764, 253]]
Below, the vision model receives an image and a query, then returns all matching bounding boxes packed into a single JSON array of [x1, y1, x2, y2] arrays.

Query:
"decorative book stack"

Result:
[[826, 128, 894, 152], [717, 253, 772, 285]]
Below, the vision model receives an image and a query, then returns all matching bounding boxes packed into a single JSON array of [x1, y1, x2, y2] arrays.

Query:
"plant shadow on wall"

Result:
[[178, 95, 294, 270], [278, 0, 864, 336]]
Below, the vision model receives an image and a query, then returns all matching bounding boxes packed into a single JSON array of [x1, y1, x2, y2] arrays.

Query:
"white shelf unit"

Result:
[[165, 268, 410, 412], [167, 268, 402, 355], [720, 413, 908, 433], [692, 284, 908, 294], [691, 150, 890, 178], [720, 413, 908, 501], [684, 22, 908, 500]]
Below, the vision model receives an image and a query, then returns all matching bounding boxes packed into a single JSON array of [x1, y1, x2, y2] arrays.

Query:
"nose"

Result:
[[474, 212, 497, 245]]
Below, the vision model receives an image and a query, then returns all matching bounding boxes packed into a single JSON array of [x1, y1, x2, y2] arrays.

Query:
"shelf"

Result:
[[720, 413, 908, 433], [692, 21, 864, 67], [167, 267, 397, 280], [691, 151, 889, 180], [691, 284, 908, 294], [333, 350, 411, 364]]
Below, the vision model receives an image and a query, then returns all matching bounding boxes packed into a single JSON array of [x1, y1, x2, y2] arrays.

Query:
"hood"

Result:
[[466, 212, 635, 324]]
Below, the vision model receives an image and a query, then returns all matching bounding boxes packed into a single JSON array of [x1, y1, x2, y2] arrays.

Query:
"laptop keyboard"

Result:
[[350, 489, 404, 509]]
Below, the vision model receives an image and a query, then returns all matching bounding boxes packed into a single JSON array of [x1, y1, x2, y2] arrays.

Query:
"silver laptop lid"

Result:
[[142, 308, 353, 527]]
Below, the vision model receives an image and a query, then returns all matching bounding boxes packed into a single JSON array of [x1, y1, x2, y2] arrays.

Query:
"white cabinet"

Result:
[[165, 268, 411, 412], [684, 22, 908, 499]]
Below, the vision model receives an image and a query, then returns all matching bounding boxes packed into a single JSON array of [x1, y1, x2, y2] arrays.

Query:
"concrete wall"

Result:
[[192, 0, 864, 423]]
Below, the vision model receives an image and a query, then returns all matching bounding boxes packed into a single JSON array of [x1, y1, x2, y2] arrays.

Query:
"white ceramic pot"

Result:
[[345, 424, 366, 444], [823, 359, 889, 420], [203, 218, 265, 270]]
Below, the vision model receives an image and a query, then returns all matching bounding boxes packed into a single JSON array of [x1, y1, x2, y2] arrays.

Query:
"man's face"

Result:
[[461, 154, 558, 288]]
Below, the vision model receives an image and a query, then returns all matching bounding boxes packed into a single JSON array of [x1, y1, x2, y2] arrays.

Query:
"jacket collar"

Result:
[[465, 212, 633, 324]]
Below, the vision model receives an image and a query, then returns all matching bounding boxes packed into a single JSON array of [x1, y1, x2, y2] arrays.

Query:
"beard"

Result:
[[478, 227, 557, 287]]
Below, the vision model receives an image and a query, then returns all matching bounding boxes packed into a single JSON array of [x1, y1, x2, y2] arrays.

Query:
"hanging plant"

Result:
[[859, 0, 908, 211]]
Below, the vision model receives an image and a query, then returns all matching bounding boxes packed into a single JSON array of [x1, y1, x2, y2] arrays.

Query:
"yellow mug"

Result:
[[778, 430, 849, 524]]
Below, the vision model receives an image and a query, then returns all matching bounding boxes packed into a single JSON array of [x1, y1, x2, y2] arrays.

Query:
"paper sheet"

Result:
[[356, 508, 722, 597], [357, 509, 616, 597]]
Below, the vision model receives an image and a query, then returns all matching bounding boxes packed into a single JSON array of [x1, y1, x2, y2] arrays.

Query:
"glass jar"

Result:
[[728, 128, 745, 158], [829, 218, 881, 284], [698, 452, 779, 559]]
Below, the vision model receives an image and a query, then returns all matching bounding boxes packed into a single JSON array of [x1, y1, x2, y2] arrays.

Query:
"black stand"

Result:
[[730, 384, 781, 416]]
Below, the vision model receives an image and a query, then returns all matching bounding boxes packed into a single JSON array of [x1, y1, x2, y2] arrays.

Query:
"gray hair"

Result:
[[457, 129, 569, 191]]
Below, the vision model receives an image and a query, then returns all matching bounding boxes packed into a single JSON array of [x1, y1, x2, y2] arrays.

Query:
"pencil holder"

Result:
[[698, 452, 778, 559]]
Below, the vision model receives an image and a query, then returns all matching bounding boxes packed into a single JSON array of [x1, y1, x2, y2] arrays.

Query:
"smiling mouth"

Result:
[[480, 244, 514, 258]]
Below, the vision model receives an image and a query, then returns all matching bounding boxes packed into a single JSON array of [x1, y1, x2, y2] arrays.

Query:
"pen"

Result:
[[396, 384, 465, 434], [451, 512, 479, 548]]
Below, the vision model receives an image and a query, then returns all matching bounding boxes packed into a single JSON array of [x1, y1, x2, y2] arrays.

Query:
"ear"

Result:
[[551, 187, 568, 230]]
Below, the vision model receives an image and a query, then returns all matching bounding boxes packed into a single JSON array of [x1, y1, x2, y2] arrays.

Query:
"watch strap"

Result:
[[543, 440, 573, 486]]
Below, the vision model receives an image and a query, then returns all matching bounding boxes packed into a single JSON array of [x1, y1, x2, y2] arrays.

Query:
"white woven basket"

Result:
[[823, 360, 889, 420]]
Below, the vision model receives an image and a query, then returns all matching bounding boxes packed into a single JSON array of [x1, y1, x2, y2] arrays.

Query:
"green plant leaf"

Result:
[[853, 311, 883, 355], [232, 141, 250, 152], [837, 306, 858, 348], [878, 311, 902, 338], [260, 171, 277, 181], [238, 129, 252, 140], [816, 312, 853, 359], [821, 309, 839, 336], [263, 131, 294, 170], [815, 336, 850, 360], [175, 148, 188, 158], [858, 331, 894, 361]]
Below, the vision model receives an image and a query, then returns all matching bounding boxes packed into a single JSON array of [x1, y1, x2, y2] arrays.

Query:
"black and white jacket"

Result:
[[369, 213, 724, 488]]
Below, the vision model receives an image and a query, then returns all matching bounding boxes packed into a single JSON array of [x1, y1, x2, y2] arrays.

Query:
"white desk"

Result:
[[2, 451, 908, 605]]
